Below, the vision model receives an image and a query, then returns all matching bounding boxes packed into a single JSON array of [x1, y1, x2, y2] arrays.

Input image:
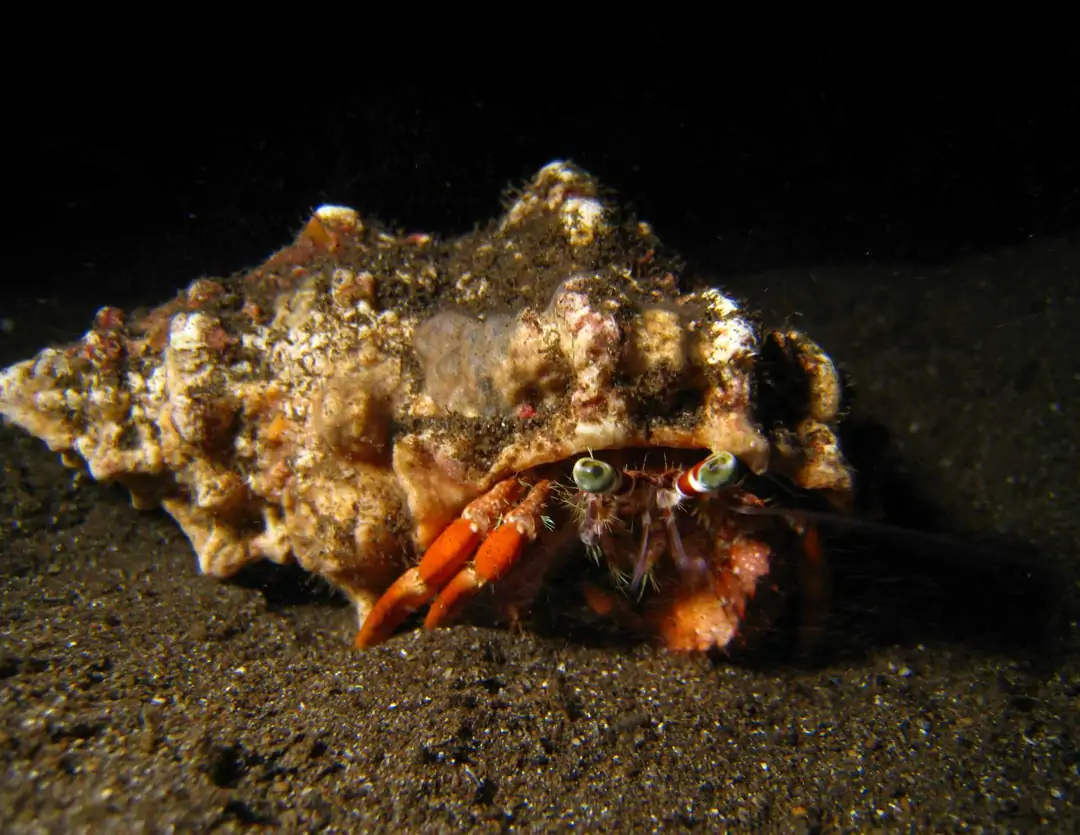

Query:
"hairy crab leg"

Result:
[[580, 494, 603, 552], [425, 480, 552, 630], [628, 487, 656, 595], [656, 487, 710, 582], [630, 517, 671, 597], [354, 479, 524, 648]]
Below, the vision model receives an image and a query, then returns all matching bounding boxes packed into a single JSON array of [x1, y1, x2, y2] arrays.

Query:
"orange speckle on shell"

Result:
[[203, 325, 237, 353], [265, 414, 290, 445], [185, 279, 226, 308], [93, 306, 126, 331], [300, 214, 337, 250]]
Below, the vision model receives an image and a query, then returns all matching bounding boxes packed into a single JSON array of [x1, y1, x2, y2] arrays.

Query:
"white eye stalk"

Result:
[[675, 451, 738, 499]]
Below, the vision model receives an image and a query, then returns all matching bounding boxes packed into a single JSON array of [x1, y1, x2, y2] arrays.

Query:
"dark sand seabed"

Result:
[[3, 57, 1080, 832], [1, 231, 1077, 833]]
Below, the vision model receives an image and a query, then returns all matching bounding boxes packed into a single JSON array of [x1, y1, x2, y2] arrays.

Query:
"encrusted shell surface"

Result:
[[0, 162, 852, 624]]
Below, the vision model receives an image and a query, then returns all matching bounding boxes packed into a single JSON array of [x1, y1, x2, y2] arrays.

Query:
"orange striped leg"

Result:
[[425, 481, 552, 630], [354, 480, 524, 648]]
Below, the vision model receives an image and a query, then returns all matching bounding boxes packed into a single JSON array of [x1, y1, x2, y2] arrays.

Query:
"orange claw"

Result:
[[425, 480, 552, 631], [355, 480, 525, 648], [354, 518, 480, 648], [424, 524, 525, 629], [354, 567, 432, 648]]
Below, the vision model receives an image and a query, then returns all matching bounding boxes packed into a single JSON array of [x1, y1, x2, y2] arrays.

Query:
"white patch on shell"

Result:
[[251, 506, 293, 564], [560, 196, 607, 246], [413, 312, 514, 417], [551, 283, 623, 418], [167, 313, 215, 356], [313, 204, 362, 233], [454, 271, 491, 304], [502, 160, 596, 228], [696, 289, 757, 370]]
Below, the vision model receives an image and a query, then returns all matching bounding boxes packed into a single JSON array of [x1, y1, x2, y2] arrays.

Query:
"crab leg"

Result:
[[627, 484, 657, 594], [630, 510, 668, 596], [425, 480, 552, 630], [354, 479, 524, 648], [656, 487, 709, 582]]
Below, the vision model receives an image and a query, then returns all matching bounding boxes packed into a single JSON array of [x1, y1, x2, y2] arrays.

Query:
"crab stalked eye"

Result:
[[695, 451, 738, 491], [676, 450, 740, 497], [572, 457, 620, 493]]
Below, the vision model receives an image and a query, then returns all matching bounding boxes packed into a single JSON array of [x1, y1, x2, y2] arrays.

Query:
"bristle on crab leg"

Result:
[[657, 488, 709, 582], [580, 494, 603, 552], [354, 479, 524, 648], [425, 480, 553, 631], [628, 508, 653, 594], [629, 496, 661, 595], [570, 457, 624, 563]]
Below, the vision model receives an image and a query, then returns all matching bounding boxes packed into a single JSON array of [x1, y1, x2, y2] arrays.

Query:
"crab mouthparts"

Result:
[[571, 468, 716, 595]]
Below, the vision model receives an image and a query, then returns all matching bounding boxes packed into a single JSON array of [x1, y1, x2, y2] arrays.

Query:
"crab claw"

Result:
[[425, 481, 552, 631], [354, 518, 479, 648], [354, 480, 523, 648], [423, 524, 527, 629]]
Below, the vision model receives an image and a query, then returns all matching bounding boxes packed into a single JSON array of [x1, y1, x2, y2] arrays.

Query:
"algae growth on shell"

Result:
[[0, 162, 852, 640]]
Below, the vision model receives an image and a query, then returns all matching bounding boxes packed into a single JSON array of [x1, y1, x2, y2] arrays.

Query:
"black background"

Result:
[[11, 28, 1079, 315]]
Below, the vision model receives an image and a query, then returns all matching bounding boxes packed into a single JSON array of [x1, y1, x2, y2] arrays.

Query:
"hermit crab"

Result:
[[355, 449, 825, 652], [0, 161, 853, 653]]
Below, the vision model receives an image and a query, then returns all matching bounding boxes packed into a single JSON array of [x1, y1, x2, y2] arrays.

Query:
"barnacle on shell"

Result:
[[0, 161, 852, 636]]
